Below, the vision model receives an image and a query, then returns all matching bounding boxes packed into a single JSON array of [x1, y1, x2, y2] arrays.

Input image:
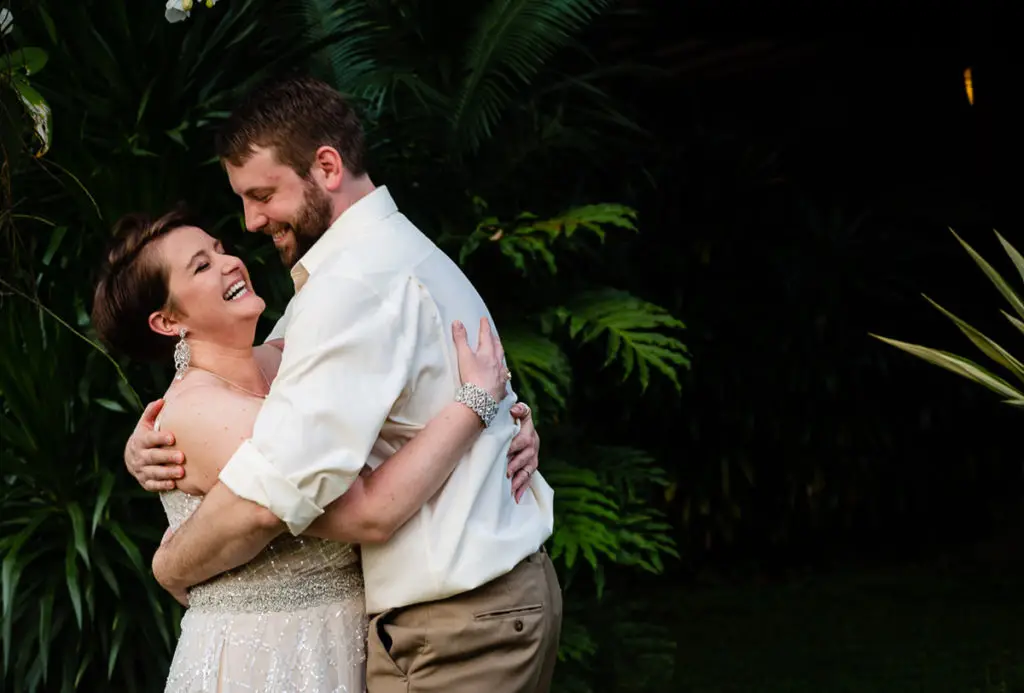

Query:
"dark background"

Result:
[[2, 0, 1022, 691]]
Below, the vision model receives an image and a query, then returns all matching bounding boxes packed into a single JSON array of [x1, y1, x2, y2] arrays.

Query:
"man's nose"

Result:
[[243, 203, 267, 232]]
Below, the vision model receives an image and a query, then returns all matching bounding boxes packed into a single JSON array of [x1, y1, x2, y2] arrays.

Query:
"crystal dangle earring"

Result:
[[173, 327, 190, 380]]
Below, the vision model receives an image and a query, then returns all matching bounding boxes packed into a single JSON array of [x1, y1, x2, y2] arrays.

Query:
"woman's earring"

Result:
[[173, 328, 190, 380]]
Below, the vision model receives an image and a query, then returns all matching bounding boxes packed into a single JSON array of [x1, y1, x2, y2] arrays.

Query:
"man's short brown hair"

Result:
[[214, 74, 367, 178]]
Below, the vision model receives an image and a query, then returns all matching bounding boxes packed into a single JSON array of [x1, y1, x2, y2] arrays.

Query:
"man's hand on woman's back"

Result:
[[125, 399, 185, 492]]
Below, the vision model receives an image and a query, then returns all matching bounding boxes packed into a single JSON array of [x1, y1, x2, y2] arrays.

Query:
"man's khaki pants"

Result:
[[366, 549, 562, 693]]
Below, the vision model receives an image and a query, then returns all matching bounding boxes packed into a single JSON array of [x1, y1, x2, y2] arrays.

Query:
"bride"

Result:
[[91, 209, 539, 692]]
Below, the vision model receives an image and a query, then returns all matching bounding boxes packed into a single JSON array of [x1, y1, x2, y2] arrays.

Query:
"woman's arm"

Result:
[[304, 317, 508, 544], [304, 402, 483, 543]]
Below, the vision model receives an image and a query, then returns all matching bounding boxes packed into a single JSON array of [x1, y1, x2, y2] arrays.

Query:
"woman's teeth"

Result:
[[224, 280, 248, 301]]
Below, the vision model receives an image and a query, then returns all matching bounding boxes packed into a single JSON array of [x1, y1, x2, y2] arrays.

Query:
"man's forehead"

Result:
[[226, 149, 287, 190]]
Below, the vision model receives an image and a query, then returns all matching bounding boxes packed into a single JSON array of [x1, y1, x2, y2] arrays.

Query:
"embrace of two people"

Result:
[[90, 74, 562, 692]]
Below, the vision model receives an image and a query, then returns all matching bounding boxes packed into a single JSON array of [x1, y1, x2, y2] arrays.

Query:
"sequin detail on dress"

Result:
[[159, 490, 367, 692]]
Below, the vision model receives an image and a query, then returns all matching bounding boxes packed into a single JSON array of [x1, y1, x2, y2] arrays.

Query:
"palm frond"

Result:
[[555, 289, 690, 390], [296, 0, 381, 99], [450, 0, 610, 153]]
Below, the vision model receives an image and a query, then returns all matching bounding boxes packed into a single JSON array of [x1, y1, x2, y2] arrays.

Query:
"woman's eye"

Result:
[[195, 262, 210, 274]]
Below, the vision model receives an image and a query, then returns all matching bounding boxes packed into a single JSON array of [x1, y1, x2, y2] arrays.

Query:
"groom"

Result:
[[124, 74, 561, 691]]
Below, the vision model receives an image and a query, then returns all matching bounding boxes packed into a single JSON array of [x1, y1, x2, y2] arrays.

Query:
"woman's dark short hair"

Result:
[[91, 207, 197, 363]]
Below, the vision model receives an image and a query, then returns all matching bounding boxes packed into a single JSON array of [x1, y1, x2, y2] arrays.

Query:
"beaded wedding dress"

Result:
[[159, 489, 367, 692]]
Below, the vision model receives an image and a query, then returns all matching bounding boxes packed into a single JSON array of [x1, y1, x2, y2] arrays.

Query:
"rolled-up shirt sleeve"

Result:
[[219, 271, 426, 535]]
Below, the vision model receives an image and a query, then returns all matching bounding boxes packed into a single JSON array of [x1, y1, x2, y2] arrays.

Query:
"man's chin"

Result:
[[279, 248, 299, 269]]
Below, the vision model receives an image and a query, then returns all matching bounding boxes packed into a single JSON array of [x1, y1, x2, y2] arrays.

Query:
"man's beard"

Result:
[[268, 180, 334, 269]]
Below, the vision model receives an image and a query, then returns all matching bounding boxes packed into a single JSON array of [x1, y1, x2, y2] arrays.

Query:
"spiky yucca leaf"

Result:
[[950, 228, 1024, 320], [920, 295, 1024, 385], [874, 229, 1024, 410], [556, 289, 690, 390], [871, 335, 1024, 403]]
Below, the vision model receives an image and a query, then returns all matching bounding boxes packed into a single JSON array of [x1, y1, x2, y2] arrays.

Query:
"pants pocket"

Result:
[[472, 603, 544, 621], [366, 609, 408, 687]]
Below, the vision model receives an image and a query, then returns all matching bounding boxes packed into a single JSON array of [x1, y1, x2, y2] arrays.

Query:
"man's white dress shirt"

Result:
[[218, 187, 555, 614]]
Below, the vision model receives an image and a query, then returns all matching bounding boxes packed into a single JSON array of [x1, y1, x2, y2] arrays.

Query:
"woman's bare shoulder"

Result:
[[159, 381, 262, 494]]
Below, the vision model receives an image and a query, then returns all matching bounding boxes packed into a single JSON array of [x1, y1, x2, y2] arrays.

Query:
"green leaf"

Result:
[[2, 47, 49, 75], [107, 610, 126, 679], [558, 289, 690, 390], [38, 590, 54, 676], [92, 472, 116, 537], [450, 0, 611, 153], [501, 330, 573, 413], [1004, 310, 1024, 339], [65, 542, 83, 630], [463, 203, 638, 273], [10, 75, 52, 156], [871, 334, 1024, 401], [995, 230, 1024, 286], [67, 502, 91, 569], [94, 398, 126, 413], [922, 295, 1024, 385], [41, 226, 68, 266], [951, 228, 1024, 321], [92, 548, 120, 598], [107, 522, 145, 574]]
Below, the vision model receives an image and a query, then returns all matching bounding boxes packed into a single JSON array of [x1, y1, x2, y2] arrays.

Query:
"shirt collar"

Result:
[[290, 185, 398, 288]]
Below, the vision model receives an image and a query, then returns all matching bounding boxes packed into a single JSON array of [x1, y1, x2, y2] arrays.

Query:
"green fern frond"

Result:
[[544, 463, 621, 571], [459, 203, 637, 274], [557, 612, 599, 665], [521, 203, 638, 241], [545, 450, 678, 580], [451, 0, 611, 153], [501, 329, 573, 415], [556, 289, 690, 390]]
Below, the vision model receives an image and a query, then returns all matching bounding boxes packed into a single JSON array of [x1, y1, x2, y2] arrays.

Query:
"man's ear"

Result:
[[313, 146, 345, 192]]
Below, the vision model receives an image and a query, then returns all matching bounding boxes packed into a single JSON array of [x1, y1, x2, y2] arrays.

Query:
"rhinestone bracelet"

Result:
[[455, 383, 499, 427]]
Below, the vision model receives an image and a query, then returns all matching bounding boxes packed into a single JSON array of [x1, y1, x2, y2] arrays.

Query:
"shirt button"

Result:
[[514, 619, 524, 632]]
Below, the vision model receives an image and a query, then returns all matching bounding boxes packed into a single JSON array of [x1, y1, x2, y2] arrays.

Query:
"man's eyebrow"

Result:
[[244, 187, 275, 198]]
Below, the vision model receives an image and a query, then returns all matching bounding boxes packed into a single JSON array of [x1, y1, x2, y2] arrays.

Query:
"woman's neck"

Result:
[[185, 339, 266, 393]]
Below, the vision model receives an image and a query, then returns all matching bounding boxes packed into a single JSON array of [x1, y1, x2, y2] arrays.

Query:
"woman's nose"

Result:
[[221, 254, 242, 273]]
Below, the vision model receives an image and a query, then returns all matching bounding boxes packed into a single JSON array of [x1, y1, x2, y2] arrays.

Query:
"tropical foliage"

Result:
[[873, 229, 1024, 408], [0, 0, 684, 691]]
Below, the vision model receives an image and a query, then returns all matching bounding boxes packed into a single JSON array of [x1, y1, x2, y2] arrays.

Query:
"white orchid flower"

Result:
[[165, 0, 192, 23], [165, 0, 217, 23], [1, 8, 14, 36]]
